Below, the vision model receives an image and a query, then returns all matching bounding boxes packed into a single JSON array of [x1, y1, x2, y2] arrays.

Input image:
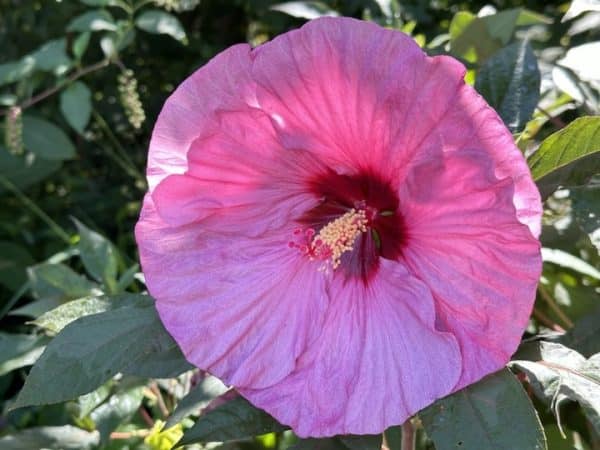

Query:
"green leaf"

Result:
[[0, 147, 61, 192], [13, 296, 191, 409], [571, 185, 600, 253], [0, 58, 36, 86], [0, 333, 47, 376], [77, 381, 113, 418], [559, 307, 600, 357], [290, 436, 382, 450], [420, 369, 546, 450], [475, 40, 540, 133], [22, 116, 76, 160], [0, 241, 33, 290], [29, 38, 72, 74], [562, 0, 600, 21], [541, 247, 600, 280], [67, 10, 117, 32], [339, 434, 382, 450], [27, 263, 101, 302], [60, 82, 92, 134], [0, 426, 99, 450], [165, 375, 228, 427], [80, 0, 117, 5], [511, 342, 600, 434], [135, 10, 187, 43], [73, 218, 119, 290], [72, 32, 91, 60], [90, 385, 145, 443], [528, 117, 600, 195], [31, 295, 118, 334], [291, 438, 345, 450], [270, 2, 339, 19], [179, 396, 286, 446]]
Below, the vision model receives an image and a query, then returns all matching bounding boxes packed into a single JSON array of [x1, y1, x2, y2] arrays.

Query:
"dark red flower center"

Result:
[[291, 169, 405, 282]]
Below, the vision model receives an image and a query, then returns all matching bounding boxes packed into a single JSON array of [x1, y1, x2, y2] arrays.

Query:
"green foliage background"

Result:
[[1, 1, 599, 449]]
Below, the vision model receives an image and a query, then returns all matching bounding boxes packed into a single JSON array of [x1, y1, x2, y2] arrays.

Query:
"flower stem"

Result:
[[401, 420, 415, 450], [0, 175, 71, 244]]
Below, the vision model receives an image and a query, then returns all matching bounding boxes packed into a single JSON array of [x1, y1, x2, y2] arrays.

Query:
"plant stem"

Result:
[[0, 175, 71, 244], [110, 429, 151, 439], [536, 106, 566, 130], [0, 60, 110, 117], [401, 420, 415, 450], [538, 285, 574, 329], [92, 112, 146, 186], [532, 307, 565, 332]]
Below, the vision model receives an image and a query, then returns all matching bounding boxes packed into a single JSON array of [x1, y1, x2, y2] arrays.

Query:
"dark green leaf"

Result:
[[571, 185, 600, 253], [559, 307, 600, 357], [27, 263, 101, 302], [290, 438, 348, 450], [73, 218, 119, 290], [529, 117, 600, 196], [0, 147, 61, 192], [22, 116, 76, 160], [135, 10, 187, 43], [60, 82, 92, 134], [72, 32, 91, 60], [179, 396, 286, 445], [13, 296, 191, 409], [0, 426, 99, 450], [511, 342, 600, 434], [450, 9, 527, 63], [475, 40, 540, 133], [420, 369, 546, 450], [29, 38, 72, 74], [339, 434, 382, 450], [67, 10, 117, 32], [0, 241, 33, 290], [0, 58, 36, 86], [0, 333, 47, 376], [166, 375, 228, 427]]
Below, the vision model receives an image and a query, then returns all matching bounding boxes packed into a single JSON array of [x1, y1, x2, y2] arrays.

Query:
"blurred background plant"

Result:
[[0, 1, 599, 449]]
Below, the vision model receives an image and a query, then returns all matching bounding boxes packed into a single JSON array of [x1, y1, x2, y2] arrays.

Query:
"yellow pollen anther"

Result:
[[313, 209, 368, 269]]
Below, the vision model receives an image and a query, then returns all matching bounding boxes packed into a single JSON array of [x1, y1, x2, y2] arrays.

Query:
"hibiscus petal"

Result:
[[241, 260, 461, 437], [399, 150, 541, 390], [251, 17, 465, 179], [135, 196, 329, 389], [146, 44, 256, 191], [412, 82, 542, 237]]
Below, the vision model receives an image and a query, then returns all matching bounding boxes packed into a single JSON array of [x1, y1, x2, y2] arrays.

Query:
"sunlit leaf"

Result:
[[270, 2, 339, 19], [0, 426, 99, 450], [135, 10, 187, 43], [511, 342, 600, 434], [166, 375, 228, 428], [529, 117, 600, 196], [67, 10, 118, 32]]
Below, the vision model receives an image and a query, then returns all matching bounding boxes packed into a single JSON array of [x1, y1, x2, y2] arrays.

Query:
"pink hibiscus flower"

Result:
[[135, 17, 542, 437]]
